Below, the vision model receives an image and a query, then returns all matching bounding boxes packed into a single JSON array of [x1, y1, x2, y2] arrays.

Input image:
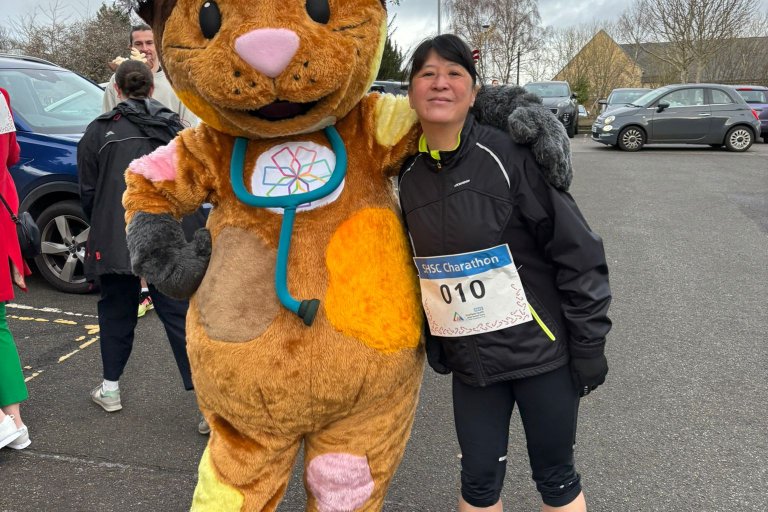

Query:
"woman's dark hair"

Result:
[[406, 34, 477, 86], [115, 60, 154, 99]]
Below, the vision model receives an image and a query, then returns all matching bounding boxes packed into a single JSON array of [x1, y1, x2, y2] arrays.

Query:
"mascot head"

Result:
[[135, 0, 388, 138]]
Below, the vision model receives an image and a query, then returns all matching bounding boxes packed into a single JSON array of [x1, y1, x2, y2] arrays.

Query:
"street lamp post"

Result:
[[516, 48, 521, 85], [437, 0, 441, 35]]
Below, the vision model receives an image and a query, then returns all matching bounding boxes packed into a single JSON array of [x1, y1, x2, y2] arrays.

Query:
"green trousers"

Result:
[[0, 302, 28, 407]]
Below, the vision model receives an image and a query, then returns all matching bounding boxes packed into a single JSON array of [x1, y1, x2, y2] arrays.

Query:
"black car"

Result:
[[0, 54, 102, 293], [369, 80, 408, 96], [524, 81, 579, 138]]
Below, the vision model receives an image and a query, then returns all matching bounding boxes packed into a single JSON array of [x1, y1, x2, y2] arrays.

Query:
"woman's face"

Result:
[[409, 50, 476, 127]]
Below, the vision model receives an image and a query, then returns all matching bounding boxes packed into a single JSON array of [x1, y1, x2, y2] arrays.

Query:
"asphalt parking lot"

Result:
[[0, 135, 766, 511]]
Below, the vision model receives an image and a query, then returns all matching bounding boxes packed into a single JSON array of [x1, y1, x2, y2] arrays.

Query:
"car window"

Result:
[[736, 89, 768, 104], [524, 83, 570, 97], [608, 90, 649, 104], [710, 89, 734, 105], [660, 88, 704, 107], [0, 68, 103, 134]]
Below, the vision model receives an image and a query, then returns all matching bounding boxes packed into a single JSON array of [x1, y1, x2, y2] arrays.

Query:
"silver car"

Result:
[[591, 84, 761, 152]]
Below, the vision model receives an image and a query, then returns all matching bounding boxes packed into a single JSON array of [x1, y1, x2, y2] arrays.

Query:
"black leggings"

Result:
[[98, 274, 193, 390], [452, 365, 581, 508]]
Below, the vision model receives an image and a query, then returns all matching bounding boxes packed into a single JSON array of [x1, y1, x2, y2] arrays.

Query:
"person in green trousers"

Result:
[[0, 87, 31, 450]]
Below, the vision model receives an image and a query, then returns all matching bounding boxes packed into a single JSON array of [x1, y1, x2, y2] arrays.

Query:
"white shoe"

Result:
[[7, 424, 30, 450], [0, 415, 23, 449]]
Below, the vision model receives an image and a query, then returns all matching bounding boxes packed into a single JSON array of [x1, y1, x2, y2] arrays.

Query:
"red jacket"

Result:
[[0, 87, 28, 301]]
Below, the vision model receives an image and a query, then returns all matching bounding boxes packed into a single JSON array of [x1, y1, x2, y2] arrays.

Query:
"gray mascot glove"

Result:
[[126, 212, 212, 299], [472, 85, 573, 191]]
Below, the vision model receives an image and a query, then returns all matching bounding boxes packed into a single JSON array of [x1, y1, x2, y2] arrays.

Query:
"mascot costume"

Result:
[[122, 0, 572, 510]]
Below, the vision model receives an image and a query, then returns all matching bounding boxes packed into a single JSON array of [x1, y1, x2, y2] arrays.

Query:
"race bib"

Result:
[[415, 244, 532, 337]]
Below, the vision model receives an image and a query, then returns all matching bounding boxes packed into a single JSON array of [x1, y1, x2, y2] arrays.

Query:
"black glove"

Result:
[[425, 332, 451, 375], [570, 354, 608, 397], [126, 211, 212, 299]]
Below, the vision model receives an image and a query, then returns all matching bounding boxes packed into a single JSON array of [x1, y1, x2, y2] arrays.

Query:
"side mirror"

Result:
[[656, 101, 670, 113], [598, 99, 607, 105], [571, 93, 578, 99]]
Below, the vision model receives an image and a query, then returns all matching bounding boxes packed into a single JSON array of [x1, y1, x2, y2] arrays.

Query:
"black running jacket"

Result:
[[398, 115, 612, 386]]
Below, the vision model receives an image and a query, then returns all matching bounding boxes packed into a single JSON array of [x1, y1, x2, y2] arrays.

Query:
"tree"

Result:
[[378, 22, 406, 81], [552, 25, 643, 111], [618, 0, 759, 83], [11, 1, 132, 83], [449, 0, 543, 84]]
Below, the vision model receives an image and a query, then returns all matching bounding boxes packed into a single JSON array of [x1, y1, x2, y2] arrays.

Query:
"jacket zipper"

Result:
[[527, 304, 556, 341]]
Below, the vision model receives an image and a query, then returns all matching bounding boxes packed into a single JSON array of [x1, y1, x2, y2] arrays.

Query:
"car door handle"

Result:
[[698, 113, 711, 116]]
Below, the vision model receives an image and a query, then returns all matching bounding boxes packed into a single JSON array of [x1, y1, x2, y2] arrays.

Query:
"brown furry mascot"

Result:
[[122, 0, 572, 510]]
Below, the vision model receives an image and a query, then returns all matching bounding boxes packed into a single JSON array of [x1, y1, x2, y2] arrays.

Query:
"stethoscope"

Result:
[[229, 126, 347, 326]]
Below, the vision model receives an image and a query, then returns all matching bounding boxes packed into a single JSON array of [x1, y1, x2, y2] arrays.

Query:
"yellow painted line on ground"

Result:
[[10, 315, 46, 322], [24, 371, 43, 382], [79, 337, 99, 349], [85, 324, 100, 335], [54, 319, 77, 325], [58, 349, 80, 363], [75, 335, 86, 341]]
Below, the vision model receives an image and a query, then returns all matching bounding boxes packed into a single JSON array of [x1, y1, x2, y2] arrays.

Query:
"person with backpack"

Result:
[[77, 60, 210, 434]]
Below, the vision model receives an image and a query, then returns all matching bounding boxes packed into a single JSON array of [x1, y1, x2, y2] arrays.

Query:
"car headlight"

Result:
[[604, 115, 615, 125], [603, 125, 613, 132], [557, 100, 570, 108]]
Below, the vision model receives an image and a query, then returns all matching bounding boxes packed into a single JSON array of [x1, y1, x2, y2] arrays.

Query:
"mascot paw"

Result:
[[127, 212, 212, 299], [472, 85, 573, 192]]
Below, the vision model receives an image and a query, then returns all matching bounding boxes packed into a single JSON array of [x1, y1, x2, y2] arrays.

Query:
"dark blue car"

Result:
[[0, 54, 103, 293], [733, 85, 768, 142]]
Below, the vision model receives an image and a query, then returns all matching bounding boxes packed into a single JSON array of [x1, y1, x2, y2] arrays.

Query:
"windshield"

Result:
[[525, 83, 570, 98], [737, 89, 768, 104], [630, 87, 670, 107], [608, 90, 650, 105], [0, 68, 103, 134]]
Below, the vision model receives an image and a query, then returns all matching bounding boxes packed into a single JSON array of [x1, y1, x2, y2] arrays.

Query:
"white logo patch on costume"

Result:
[[251, 141, 344, 214], [414, 244, 532, 337]]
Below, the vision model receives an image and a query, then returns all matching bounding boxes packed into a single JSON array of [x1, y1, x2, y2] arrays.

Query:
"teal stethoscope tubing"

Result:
[[229, 126, 348, 326]]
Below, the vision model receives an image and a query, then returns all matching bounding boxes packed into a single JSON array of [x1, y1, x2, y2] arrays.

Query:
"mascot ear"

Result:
[[472, 85, 573, 192], [134, 0, 157, 26]]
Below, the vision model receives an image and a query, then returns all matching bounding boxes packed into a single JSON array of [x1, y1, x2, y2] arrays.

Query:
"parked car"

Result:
[[578, 105, 590, 118], [732, 85, 768, 142], [0, 54, 102, 293], [598, 87, 652, 114], [369, 80, 408, 96], [523, 81, 579, 138], [591, 83, 761, 152]]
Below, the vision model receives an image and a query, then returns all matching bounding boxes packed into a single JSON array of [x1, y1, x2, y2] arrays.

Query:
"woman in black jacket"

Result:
[[398, 35, 612, 511], [77, 60, 208, 433]]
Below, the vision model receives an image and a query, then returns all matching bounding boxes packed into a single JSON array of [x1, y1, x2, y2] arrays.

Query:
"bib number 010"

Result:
[[439, 280, 486, 304]]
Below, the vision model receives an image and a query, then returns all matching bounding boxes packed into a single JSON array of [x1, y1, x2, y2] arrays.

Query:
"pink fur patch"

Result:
[[307, 453, 374, 512], [128, 140, 178, 182]]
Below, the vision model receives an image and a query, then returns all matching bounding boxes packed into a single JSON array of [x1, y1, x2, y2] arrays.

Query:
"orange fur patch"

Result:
[[324, 208, 421, 353]]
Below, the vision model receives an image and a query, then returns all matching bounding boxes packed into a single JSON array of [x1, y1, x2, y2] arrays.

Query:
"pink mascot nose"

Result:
[[235, 28, 300, 78]]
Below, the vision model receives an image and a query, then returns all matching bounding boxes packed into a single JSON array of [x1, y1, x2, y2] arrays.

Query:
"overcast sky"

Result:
[[3, 0, 768, 53]]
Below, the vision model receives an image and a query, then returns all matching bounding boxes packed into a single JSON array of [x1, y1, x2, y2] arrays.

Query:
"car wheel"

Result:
[[567, 117, 576, 138], [574, 117, 579, 136], [724, 126, 753, 152], [618, 127, 645, 151], [33, 200, 91, 294]]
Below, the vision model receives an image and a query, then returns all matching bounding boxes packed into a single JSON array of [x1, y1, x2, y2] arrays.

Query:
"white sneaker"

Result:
[[7, 424, 30, 450], [0, 415, 22, 449]]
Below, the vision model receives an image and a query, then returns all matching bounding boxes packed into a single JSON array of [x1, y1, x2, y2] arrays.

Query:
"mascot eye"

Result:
[[306, 0, 330, 24], [199, 1, 222, 39]]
